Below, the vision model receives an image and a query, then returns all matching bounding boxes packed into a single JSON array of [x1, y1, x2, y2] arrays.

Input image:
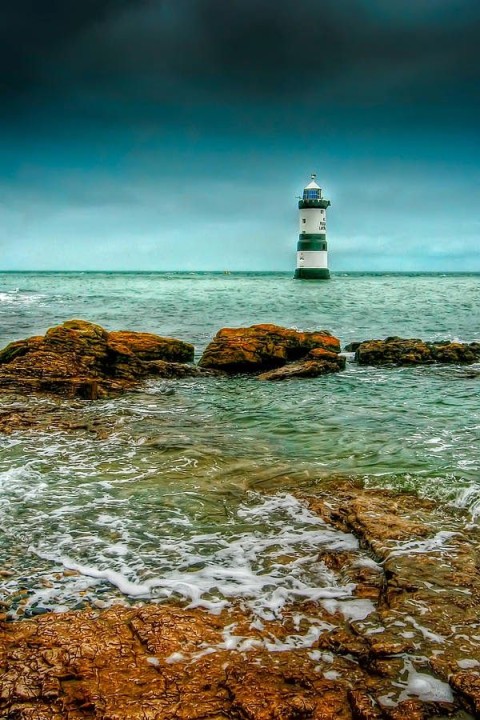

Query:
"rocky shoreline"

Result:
[[1, 319, 479, 435], [1, 481, 479, 719], [0, 319, 478, 404], [1, 320, 479, 718]]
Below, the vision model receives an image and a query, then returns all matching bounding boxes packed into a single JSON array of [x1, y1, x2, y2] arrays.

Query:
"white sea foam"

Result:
[[378, 662, 454, 708], [0, 291, 46, 305], [450, 484, 480, 520], [352, 557, 382, 571], [385, 531, 457, 559], [237, 492, 324, 525], [323, 670, 341, 680], [161, 618, 338, 663], [398, 663, 454, 703], [405, 616, 445, 643], [26, 493, 358, 623], [377, 693, 396, 708], [165, 652, 186, 664], [321, 598, 376, 622], [457, 659, 480, 669], [146, 656, 160, 667], [0, 464, 43, 492], [364, 626, 386, 635]]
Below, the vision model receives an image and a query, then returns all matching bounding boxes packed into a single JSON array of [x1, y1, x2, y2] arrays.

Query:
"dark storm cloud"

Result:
[[0, 0, 139, 98], [2, 0, 479, 120], [184, 0, 480, 102]]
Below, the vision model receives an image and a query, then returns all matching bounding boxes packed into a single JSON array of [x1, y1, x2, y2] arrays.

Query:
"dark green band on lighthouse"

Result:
[[294, 268, 330, 279], [299, 233, 326, 241], [297, 240, 327, 251], [298, 199, 331, 210]]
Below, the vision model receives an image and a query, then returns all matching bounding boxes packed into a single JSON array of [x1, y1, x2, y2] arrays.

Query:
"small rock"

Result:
[[24, 606, 52, 617], [92, 599, 108, 609]]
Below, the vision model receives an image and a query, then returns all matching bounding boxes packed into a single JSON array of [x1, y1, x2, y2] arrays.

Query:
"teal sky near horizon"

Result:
[[1, 1, 479, 272]]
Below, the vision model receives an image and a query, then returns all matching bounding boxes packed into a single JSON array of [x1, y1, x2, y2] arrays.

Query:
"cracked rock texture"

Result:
[[1, 483, 479, 719]]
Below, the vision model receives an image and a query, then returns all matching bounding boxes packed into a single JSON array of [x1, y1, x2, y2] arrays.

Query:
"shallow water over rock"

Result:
[[2, 483, 479, 719]]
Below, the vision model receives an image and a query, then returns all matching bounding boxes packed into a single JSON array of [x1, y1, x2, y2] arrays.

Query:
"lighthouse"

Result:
[[294, 174, 331, 280]]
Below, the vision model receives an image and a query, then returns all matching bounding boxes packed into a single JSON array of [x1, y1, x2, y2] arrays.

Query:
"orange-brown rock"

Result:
[[354, 337, 480, 366], [431, 340, 480, 364], [108, 330, 193, 363], [199, 324, 341, 374], [302, 481, 480, 716], [449, 671, 480, 716], [0, 319, 196, 400], [347, 690, 383, 719], [258, 348, 346, 381], [0, 604, 364, 720]]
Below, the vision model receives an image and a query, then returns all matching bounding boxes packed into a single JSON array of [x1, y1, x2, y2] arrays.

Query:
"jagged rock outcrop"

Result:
[[0, 319, 197, 399], [354, 337, 480, 366], [199, 324, 341, 374]]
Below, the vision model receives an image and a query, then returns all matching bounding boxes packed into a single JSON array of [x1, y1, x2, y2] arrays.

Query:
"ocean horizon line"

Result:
[[1, 269, 480, 276]]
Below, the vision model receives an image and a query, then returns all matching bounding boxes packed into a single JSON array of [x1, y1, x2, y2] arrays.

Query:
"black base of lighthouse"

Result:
[[294, 268, 330, 280]]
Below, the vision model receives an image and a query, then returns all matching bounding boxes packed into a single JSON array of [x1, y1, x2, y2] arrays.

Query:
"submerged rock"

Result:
[[258, 348, 346, 381], [343, 341, 362, 353], [354, 337, 480, 366], [0, 401, 117, 436], [199, 323, 341, 374], [0, 319, 196, 400]]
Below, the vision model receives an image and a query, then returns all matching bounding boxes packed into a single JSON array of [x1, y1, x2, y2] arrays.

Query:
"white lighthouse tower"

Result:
[[295, 174, 331, 280]]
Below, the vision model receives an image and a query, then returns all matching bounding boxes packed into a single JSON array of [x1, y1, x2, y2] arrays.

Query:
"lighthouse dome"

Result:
[[303, 174, 322, 201]]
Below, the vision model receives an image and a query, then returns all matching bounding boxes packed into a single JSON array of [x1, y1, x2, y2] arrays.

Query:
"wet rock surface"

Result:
[[258, 348, 346, 381], [353, 337, 480, 366], [199, 324, 341, 374], [0, 319, 198, 400], [1, 483, 479, 719]]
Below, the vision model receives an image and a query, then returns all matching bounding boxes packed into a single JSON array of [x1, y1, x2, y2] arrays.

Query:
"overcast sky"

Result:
[[1, 0, 479, 271]]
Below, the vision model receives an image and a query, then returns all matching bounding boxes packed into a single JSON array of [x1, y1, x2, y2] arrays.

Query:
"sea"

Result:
[[0, 271, 479, 622]]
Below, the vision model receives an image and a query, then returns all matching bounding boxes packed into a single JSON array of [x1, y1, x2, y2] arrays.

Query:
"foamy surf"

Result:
[[25, 492, 358, 622]]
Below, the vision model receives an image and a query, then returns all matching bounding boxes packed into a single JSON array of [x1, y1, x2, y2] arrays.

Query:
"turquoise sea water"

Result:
[[0, 271, 479, 619]]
